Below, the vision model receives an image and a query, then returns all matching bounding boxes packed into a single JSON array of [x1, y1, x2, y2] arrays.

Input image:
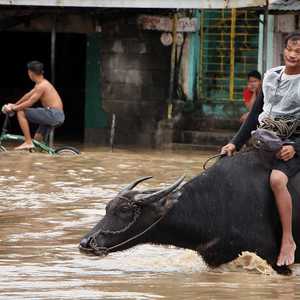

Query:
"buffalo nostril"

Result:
[[80, 237, 91, 248]]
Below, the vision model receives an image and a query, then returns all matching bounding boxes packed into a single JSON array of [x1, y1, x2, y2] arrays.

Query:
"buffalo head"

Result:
[[79, 176, 184, 256]]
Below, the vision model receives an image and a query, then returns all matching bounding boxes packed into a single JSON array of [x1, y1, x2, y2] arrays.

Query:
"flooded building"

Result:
[[0, 1, 180, 146], [0, 1, 269, 148]]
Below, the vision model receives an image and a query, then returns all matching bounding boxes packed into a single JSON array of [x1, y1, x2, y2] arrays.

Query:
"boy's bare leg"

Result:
[[15, 110, 34, 149], [270, 170, 296, 266]]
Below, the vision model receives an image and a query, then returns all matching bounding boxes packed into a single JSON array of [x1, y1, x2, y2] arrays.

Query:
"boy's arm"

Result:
[[15, 89, 35, 105], [230, 91, 264, 150], [13, 86, 44, 111], [247, 89, 259, 111]]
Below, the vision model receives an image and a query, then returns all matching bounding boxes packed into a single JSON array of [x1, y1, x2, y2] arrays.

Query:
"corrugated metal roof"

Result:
[[0, 0, 266, 9], [269, 0, 300, 11]]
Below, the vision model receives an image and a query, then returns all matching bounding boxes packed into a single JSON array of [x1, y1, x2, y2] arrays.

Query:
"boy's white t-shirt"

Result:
[[259, 66, 300, 123]]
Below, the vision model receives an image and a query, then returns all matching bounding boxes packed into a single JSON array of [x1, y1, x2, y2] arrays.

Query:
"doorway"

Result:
[[0, 31, 86, 142]]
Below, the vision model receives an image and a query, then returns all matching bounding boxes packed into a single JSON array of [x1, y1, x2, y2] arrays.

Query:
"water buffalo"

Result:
[[79, 150, 300, 275]]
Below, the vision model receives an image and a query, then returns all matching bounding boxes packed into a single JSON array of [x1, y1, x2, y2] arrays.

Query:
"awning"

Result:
[[0, 0, 266, 9], [269, 0, 300, 11]]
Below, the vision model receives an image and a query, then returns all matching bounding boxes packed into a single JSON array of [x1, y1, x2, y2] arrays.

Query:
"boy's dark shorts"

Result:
[[25, 107, 65, 138], [272, 155, 300, 178]]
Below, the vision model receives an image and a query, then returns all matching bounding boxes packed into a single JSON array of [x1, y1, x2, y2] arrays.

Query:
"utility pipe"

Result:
[[262, 0, 269, 75], [229, 8, 236, 101], [51, 15, 57, 84], [167, 13, 178, 120]]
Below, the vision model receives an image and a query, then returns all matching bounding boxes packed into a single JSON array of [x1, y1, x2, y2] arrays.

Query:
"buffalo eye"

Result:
[[119, 205, 131, 213], [118, 205, 135, 220]]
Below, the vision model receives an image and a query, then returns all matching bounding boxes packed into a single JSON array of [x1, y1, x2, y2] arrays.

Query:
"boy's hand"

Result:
[[276, 145, 296, 161], [4, 103, 14, 112], [2, 104, 10, 113], [221, 143, 236, 156], [2, 103, 16, 115]]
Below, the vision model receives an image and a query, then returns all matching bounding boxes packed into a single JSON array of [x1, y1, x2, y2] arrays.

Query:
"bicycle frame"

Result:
[[0, 114, 56, 154]]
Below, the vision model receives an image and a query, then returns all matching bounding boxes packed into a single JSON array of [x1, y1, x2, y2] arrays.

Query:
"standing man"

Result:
[[222, 32, 300, 267], [4, 61, 64, 150]]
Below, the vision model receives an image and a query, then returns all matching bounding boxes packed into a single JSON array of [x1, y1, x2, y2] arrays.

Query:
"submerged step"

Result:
[[181, 130, 235, 146], [170, 143, 221, 151]]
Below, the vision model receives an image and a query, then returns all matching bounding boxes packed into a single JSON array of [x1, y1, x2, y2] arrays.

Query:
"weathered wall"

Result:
[[100, 17, 170, 146], [0, 10, 96, 33]]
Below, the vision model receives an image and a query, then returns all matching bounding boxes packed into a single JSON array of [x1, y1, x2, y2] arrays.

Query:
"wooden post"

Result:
[[198, 9, 205, 99], [51, 15, 57, 84], [110, 113, 116, 152], [167, 13, 178, 120], [262, 0, 269, 75]]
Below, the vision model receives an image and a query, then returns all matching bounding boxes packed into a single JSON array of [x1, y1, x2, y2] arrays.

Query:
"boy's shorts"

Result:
[[272, 155, 300, 178], [25, 107, 65, 138]]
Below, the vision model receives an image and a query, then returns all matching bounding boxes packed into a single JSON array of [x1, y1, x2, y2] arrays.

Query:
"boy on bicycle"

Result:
[[4, 61, 64, 150]]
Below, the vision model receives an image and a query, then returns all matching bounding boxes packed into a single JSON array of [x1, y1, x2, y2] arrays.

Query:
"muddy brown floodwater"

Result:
[[0, 148, 299, 300]]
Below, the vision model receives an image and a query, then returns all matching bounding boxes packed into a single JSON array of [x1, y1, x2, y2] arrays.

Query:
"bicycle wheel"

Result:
[[0, 145, 7, 152], [55, 146, 80, 155]]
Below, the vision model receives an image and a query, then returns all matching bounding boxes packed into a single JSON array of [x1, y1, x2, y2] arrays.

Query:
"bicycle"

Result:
[[0, 109, 80, 155]]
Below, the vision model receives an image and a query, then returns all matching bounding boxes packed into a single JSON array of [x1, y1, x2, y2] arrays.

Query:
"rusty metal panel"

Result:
[[138, 15, 199, 32], [270, 0, 300, 11], [276, 14, 295, 32], [0, 0, 266, 9]]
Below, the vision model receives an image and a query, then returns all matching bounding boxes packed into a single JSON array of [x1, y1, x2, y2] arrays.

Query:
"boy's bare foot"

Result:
[[14, 142, 34, 150], [277, 238, 296, 266]]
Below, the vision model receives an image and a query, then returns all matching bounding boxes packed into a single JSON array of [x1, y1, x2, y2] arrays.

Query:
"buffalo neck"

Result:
[[147, 174, 223, 251]]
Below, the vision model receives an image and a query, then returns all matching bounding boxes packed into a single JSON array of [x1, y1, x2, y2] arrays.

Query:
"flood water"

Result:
[[0, 147, 300, 299]]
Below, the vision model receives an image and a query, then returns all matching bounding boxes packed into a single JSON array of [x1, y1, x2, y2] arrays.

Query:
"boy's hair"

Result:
[[284, 32, 300, 48], [247, 70, 261, 81], [27, 61, 44, 75]]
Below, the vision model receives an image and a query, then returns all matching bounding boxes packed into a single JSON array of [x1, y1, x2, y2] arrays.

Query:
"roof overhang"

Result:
[[0, 0, 267, 9], [269, 0, 300, 11]]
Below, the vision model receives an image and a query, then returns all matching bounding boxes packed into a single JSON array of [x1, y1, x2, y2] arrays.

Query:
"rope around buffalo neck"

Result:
[[259, 116, 300, 139]]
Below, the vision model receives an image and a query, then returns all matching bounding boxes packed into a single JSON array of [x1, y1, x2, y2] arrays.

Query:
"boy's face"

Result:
[[247, 76, 261, 92], [284, 39, 300, 68], [27, 70, 34, 81]]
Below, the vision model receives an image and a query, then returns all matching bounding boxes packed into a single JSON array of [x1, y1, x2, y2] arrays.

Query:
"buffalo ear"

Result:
[[152, 191, 181, 215]]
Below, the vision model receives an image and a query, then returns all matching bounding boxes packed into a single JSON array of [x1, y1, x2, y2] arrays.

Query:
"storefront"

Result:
[[0, 1, 267, 146]]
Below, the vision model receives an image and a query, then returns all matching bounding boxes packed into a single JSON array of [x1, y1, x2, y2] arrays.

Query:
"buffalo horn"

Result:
[[119, 176, 153, 194], [136, 175, 185, 203]]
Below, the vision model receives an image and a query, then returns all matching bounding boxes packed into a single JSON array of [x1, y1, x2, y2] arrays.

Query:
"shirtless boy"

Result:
[[4, 61, 64, 150]]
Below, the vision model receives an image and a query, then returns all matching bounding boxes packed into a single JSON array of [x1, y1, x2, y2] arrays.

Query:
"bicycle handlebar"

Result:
[[0, 104, 16, 134], [1, 105, 15, 117], [1, 115, 9, 134]]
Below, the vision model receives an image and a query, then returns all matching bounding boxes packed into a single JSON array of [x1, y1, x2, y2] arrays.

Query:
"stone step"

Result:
[[184, 117, 240, 131], [169, 143, 220, 151], [180, 130, 235, 146]]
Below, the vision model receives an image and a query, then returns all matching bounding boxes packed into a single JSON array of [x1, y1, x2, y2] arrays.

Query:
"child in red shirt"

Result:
[[240, 70, 262, 122]]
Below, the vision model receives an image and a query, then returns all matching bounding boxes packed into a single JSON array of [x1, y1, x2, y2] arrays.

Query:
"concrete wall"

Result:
[[272, 14, 297, 68], [1, 10, 96, 33], [100, 17, 170, 146]]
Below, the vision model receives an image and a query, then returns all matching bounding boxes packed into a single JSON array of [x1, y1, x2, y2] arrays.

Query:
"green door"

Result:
[[85, 33, 107, 129]]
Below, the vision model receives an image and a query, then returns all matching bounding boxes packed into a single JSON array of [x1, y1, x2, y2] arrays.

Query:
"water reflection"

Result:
[[0, 148, 299, 299]]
